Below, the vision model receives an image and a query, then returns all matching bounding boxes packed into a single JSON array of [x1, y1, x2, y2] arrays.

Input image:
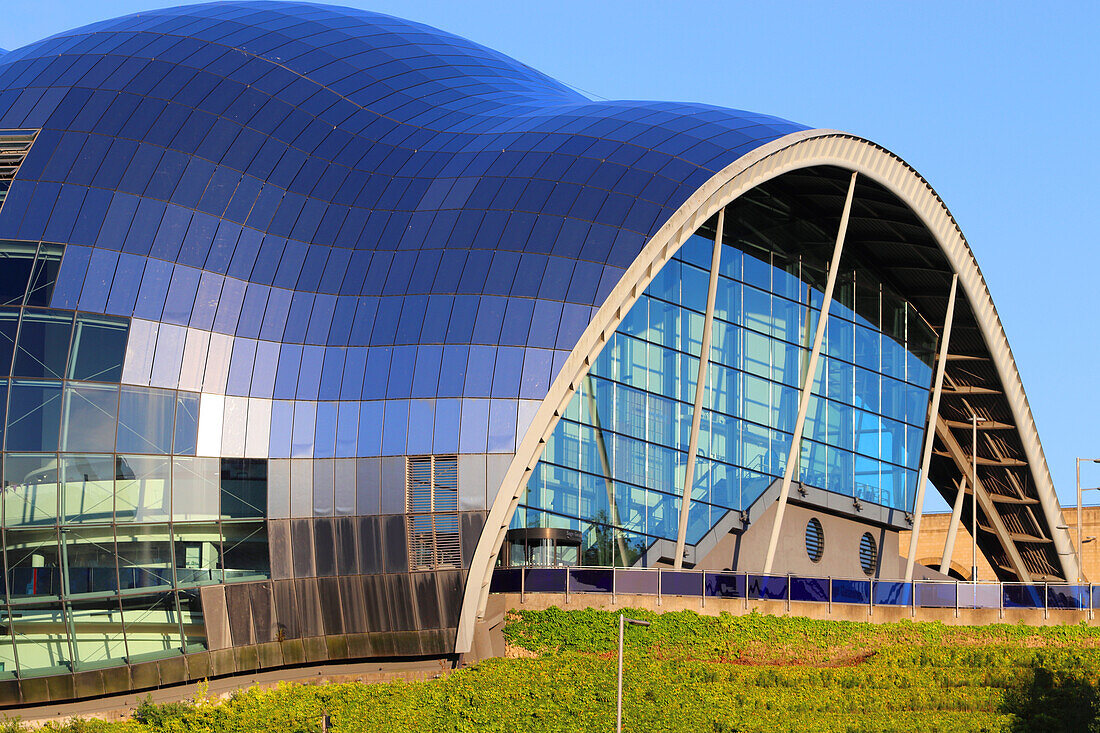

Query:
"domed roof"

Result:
[[0, 1, 805, 357]]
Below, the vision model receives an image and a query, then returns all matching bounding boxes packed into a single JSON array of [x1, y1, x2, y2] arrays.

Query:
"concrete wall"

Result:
[[698, 502, 903, 579]]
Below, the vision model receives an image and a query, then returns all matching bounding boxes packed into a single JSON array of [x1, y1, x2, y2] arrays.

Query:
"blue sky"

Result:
[[3, 1, 1099, 512]]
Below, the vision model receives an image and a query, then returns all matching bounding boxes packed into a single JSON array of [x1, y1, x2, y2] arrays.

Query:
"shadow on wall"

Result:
[[1002, 659, 1100, 732]]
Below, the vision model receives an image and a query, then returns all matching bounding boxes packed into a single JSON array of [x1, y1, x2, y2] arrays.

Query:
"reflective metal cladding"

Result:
[[0, 0, 1065, 707]]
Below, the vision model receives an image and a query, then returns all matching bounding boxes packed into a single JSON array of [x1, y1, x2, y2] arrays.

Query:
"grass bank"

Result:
[[8, 608, 1100, 732]]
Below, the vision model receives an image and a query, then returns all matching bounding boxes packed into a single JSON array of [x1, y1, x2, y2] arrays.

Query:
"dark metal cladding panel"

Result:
[[381, 515, 408, 574], [360, 574, 390, 633], [225, 584, 255, 647], [0, 679, 22, 707], [317, 576, 344, 635], [339, 575, 369, 634], [280, 638, 305, 666], [295, 578, 324, 639], [249, 582, 276, 644], [72, 670, 105, 700], [157, 655, 187, 686], [129, 660, 161, 691], [460, 511, 486, 567], [199, 585, 232, 651], [291, 519, 316, 579], [268, 520, 293, 581], [347, 632, 373, 659], [334, 516, 358, 576], [357, 516, 383, 574], [209, 648, 237, 677], [412, 571, 442, 630], [303, 636, 329, 663], [256, 641, 284, 669], [185, 652, 212, 682], [19, 677, 48, 706], [102, 665, 132, 696], [235, 644, 259, 673], [313, 517, 336, 577], [385, 573, 418, 632], [326, 634, 350, 661], [272, 579, 302, 640], [436, 569, 465, 629]]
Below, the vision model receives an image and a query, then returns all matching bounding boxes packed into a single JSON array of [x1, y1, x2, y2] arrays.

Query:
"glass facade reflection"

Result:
[[515, 189, 937, 566], [0, 241, 268, 677], [0, 0, 1051, 707]]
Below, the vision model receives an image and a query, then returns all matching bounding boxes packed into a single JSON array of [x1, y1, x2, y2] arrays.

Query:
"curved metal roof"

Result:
[[0, 2, 1071, 587]]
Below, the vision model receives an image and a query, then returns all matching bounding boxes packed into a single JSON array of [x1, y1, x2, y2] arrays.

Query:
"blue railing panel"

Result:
[[705, 572, 745, 599], [1003, 583, 1045, 609], [746, 574, 787, 600], [489, 568, 522, 593], [1047, 585, 1089, 610], [790, 576, 829, 602], [616, 569, 659, 595], [872, 581, 910, 606], [661, 571, 703, 596], [915, 582, 955, 608], [568, 568, 613, 593], [524, 568, 566, 593], [832, 579, 871, 605]]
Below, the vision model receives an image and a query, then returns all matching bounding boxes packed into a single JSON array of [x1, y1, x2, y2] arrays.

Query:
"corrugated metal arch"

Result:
[[455, 128, 1076, 652]]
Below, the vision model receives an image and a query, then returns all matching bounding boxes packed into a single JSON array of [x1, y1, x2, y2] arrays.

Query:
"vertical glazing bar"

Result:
[[940, 476, 967, 574], [673, 208, 725, 569], [762, 171, 858, 575], [905, 274, 958, 581]]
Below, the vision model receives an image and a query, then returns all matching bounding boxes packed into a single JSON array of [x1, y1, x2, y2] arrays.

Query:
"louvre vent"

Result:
[[406, 455, 460, 571], [859, 532, 877, 576], [805, 517, 824, 563], [0, 130, 38, 210]]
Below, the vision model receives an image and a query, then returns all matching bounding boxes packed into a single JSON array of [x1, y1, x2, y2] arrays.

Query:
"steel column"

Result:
[[585, 375, 630, 565], [762, 171, 857, 575], [939, 476, 967, 575], [904, 273, 958, 582], [673, 208, 725, 569]]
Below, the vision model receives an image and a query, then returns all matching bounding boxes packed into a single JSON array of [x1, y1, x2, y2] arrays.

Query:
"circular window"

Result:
[[859, 533, 877, 576], [805, 518, 824, 563]]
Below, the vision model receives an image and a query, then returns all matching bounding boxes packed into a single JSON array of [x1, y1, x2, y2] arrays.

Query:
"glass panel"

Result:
[[173, 523, 222, 586], [220, 458, 266, 519], [173, 392, 200, 455], [5, 527, 61, 599], [60, 454, 114, 524], [117, 386, 175, 455], [68, 597, 126, 669], [116, 524, 173, 591], [10, 602, 70, 675], [61, 525, 118, 596], [120, 593, 181, 662], [171, 457, 219, 521], [0, 241, 37, 306], [222, 521, 269, 582], [115, 455, 171, 523], [61, 383, 118, 453], [67, 314, 129, 382], [13, 310, 72, 380], [3, 453, 58, 526], [177, 589, 206, 652], [7, 380, 63, 452], [26, 244, 64, 307]]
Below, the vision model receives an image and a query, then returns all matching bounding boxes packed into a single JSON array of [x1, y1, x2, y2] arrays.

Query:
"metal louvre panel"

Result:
[[406, 455, 461, 571]]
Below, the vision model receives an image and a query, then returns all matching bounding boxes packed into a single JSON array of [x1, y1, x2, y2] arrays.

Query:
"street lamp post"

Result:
[[617, 613, 650, 733], [1075, 458, 1100, 583]]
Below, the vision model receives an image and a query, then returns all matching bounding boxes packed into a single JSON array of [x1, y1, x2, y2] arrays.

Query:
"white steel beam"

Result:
[[904, 273, 958, 581], [939, 477, 967, 574], [762, 170, 857, 575], [673, 208, 724, 569]]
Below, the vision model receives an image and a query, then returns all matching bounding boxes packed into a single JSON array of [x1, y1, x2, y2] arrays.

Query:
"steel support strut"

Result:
[[762, 171, 857, 575], [674, 209, 725, 569], [904, 273, 958, 582]]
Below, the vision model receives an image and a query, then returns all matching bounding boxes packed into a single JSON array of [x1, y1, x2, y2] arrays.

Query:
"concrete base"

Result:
[[500, 592, 1095, 627]]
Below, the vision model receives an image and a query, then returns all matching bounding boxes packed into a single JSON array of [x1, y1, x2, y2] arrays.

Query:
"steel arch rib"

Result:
[[454, 128, 1076, 653]]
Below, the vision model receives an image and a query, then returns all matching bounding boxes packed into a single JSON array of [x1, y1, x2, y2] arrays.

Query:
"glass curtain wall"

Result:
[[0, 240, 268, 679], [513, 178, 937, 568]]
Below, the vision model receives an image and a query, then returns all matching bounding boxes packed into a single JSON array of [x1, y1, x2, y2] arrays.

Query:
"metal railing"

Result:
[[489, 566, 1096, 617]]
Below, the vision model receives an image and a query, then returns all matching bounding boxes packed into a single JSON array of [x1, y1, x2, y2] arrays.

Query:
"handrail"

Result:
[[488, 566, 1097, 613]]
